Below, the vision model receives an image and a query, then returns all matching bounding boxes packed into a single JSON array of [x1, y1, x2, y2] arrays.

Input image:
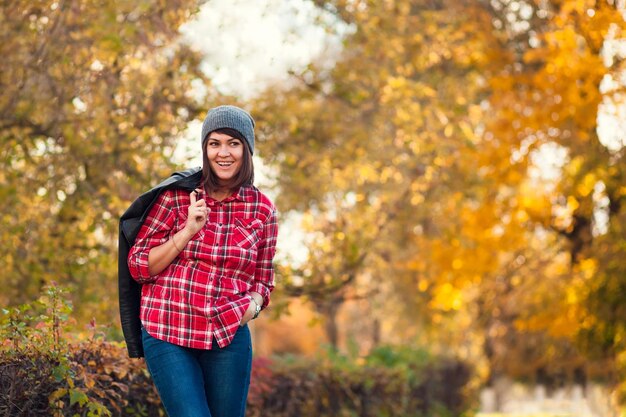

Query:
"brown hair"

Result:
[[200, 128, 254, 195]]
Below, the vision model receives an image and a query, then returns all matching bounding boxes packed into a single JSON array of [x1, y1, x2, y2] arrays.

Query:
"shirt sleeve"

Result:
[[127, 191, 175, 283], [250, 208, 278, 308]]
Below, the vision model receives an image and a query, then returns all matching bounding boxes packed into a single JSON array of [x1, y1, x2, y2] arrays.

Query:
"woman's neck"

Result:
[[209, 188, 231, 201]]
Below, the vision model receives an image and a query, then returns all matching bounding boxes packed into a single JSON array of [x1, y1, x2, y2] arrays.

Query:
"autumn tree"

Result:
[[253, 0, 503, 350], [255, 2, 626, 406], [0, 0, 211, 326], [482, 0, 626, 389]]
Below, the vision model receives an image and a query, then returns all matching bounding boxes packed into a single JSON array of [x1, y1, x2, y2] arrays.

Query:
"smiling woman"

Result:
[[125, 104, 278, 417]]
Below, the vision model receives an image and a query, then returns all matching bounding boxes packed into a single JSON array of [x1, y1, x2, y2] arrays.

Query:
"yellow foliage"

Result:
[[519, 182, 552, 224], [567, 196, 580, 211], [253, 0, 626, 392], [577, 173, 597, 197], [430, 282, 463, 312]]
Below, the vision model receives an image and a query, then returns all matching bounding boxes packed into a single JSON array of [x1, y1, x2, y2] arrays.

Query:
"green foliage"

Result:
[[365, 344, 432, 369], [1, 283, 73, 355]]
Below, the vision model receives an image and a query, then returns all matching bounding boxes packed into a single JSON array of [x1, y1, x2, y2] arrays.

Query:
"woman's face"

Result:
[[205, 131, 244, 183]]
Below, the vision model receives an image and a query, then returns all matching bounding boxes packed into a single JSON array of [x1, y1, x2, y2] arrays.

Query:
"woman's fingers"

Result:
[[191, 189, 206, 209], [188, 190, 208, 228], [192, 206, 205, 220]]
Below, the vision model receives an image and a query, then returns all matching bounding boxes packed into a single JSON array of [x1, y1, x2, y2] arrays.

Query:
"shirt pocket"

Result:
[[231, 218, 263, 250]]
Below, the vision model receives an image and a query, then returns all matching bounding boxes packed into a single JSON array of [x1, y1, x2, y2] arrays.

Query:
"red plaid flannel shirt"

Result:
[[127, 185, 277, 349]]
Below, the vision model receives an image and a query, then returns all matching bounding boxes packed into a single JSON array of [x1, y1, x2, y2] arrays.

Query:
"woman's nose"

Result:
[[217, 146, 230, 156]]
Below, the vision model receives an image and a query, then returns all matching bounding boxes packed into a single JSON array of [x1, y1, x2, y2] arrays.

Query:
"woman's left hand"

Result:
[[240, 292, 262, 326]]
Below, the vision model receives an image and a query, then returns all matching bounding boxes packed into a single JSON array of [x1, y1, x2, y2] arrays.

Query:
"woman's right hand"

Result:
[[145, 190, 206, 276], [184, 189, 208, 235]]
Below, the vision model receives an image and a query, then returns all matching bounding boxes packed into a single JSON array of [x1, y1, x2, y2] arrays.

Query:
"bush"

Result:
[[0, 347, 473, 417], [0, 285, 475, 416], [0, 284, 162, 416], [247, 346, 475, 417], [0, 342, 162, 417]]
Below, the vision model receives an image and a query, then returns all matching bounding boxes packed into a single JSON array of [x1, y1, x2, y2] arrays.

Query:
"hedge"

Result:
[[0, 286, 475, 416], [0, 341, 475, 417]]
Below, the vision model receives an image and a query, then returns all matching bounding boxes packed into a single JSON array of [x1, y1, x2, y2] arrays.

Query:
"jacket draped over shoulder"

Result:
[[118, 167, 202, 358]]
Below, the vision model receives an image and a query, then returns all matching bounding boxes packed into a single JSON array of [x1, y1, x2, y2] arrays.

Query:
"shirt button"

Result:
[[219, 223, 223, 226]]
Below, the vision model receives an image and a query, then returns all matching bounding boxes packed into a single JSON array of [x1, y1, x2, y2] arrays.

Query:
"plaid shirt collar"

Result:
[[195, 184, 255, 205]]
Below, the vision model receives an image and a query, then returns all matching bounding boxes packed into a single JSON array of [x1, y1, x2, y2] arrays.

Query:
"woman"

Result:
[[128, 105, 278, 417]]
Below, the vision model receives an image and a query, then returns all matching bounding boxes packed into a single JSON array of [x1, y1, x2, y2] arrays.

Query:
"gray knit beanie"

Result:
[[200, 105, 255, 154]]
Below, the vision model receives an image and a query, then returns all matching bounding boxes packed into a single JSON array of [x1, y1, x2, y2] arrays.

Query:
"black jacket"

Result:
[[118, 167, 202, 358]]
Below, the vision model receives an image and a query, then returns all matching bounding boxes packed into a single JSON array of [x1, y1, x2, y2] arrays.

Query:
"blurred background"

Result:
[[1, 0, 626, 416]]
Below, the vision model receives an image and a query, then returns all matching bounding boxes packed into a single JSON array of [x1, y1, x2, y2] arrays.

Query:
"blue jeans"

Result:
[[141, 326, 252, 417]]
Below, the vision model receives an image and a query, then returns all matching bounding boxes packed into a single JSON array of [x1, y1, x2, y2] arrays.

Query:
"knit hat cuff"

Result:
[[200, 105, 255, 154]]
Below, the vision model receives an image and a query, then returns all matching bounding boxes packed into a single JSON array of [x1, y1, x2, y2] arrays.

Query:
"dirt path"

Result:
[[478, 381, 617, 417]]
